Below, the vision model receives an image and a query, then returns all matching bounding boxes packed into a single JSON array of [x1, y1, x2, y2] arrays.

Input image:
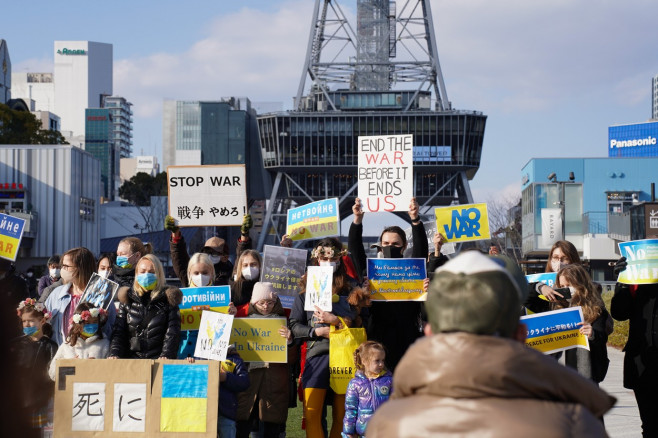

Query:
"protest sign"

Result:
[[357, 134, 413, 212], [81, 273, 119, 311], [54, 358, 218, 437], [286, 198, 339, 242], [304, 266, 334, 311], [261, 245, 307, 309], [229, 318, 288, 363], [525, 272, 557, 288], [617, 239, 658, 284], [435, 203, 491, 243], [520, 307, 589, 354], [180, 286, 231, 330], [167, 165, 247, 226], [194, 310, 234, 361], [367, 258, 427, 301], [0, 212, 25, 261]]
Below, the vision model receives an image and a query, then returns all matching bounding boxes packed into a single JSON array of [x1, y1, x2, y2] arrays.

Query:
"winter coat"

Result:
[[367, 333, 615, 438], [219, 345, 250, 421], [38, 274, 58, 297], [1, 268, 29, 308], [611, 282, 658, 390], [342, 370, 393, 437], [48, 335, 110, 380], [348, 221, 428, 371], [170, 234, 237, 287], [110, 286, 182, 359], [236, 298, 290, 424], [10, 335, 58, 410]]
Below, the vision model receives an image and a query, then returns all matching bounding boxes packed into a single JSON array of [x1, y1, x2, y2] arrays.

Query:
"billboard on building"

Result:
[[609, 121, 658, 157]]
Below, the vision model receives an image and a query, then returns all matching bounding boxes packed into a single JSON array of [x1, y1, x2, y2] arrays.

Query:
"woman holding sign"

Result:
[[527, 240, 582, 303]]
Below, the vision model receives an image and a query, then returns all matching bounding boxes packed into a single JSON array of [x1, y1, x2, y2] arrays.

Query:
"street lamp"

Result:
[[547, 172, 575, 240]]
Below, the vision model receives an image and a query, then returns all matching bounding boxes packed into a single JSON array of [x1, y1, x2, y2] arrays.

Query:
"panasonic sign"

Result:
[[610, 136, 657, 148], [608, 121, 658, 157]]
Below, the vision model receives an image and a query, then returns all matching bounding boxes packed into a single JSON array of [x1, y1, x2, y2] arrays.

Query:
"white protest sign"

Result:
[[357, 134, 413, 212], [72, 382, 106, 431], [194, 311, 234, 361], [167, 165, 247, 226], [304, 266, 334, 312], [113, 383, 147, 432]]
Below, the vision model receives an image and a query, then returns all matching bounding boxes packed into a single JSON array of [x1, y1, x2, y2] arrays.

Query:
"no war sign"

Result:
[[435, 203, 491, 243]]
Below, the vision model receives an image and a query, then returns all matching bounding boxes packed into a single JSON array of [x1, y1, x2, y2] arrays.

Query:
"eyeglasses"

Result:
[[61, 264, 76, 271], [551, 256, 569, 263]]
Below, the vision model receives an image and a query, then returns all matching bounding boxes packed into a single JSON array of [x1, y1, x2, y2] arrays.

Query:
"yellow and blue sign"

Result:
[[229, 318, 288, 363], [0, 213, 25, 261], [286, 198, 339, 241], [160, 364, 208, 433], [434, 203, 490, 243], [617, 239, 658, 284], [367, 258, 427, 301], [180, 286, 231, 330], [520, 307, 589, 354]]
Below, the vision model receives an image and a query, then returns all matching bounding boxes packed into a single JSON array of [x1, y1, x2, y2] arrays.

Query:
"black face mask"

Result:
[[382, 245, 404, 259]]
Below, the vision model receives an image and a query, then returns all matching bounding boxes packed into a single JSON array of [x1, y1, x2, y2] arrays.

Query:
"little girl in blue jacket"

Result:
[[342, 341, 393, 438]]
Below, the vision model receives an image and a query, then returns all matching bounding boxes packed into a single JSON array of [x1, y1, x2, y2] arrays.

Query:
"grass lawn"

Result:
[[602, 291, 628, 349], [284, 404, 333, 438]]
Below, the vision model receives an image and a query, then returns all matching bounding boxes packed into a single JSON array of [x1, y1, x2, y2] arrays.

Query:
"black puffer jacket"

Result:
[[110, 286, 182, 359]]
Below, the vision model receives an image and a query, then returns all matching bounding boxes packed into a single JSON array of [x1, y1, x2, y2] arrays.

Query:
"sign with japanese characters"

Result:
[[357, 134, 414, 212], [286, 198, 340, 241], [617, 239, 658, 284], [367, 258, 427, 301], [0, 212, 25, 261], [229, 318, 288, 363], [261, 245, 308, 309], [304, 266, 334, 312], [180, 286, 231, 330], [525, 272, 557, 288], [520, 307, 589, 354], [81, 273, 120, 311], [167, 165, 247, 226], [435, 203, 491, 243], [194, 310, 234, 361], [53, 359, 219, 437]]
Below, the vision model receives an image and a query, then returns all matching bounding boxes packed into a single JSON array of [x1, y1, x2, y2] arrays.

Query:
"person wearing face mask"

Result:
[[114, 237, 153, 287], [109, 254, 182, 359], [45, 247, 115, 346], [525, 240, 582, 310], [96, 253, 116, 283], [231, 250, 262, 314], [348, 197, 429, 372], [38, 254, 61, 298]]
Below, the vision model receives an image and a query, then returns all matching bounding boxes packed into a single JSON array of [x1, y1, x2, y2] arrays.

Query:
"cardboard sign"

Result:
[[167, 165, 247, 226], [0, 212, 25, 261], [286, 198, 340, 241], [520, 307, 589, 354], [367, 258, 427, 301], [304, 266, 334, 311], [180, 286, 231, 331], [357, 134, 413, 212], [617, 239, 658, 284], [435, 203, 491, 243], [54, 359, 219, 437], [261, 245, 307, 309], [525, 272, 557, 288], [81, 273, 120, 311], [194, 311, 234, 361], [229, 318, 288, 363]]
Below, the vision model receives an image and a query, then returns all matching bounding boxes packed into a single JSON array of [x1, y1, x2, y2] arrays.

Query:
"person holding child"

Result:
[[342, 341, 392, 438]]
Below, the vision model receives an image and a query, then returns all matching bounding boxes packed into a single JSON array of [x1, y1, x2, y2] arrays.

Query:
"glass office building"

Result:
[[104, 96, 133, 158], [85, 108, 118, 200]]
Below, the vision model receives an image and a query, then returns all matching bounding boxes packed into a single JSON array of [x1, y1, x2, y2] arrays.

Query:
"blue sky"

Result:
[[3, 0, 658, 206]]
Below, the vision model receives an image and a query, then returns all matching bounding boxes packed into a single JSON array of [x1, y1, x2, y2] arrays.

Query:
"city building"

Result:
[[54, 41, 113, 138], [104, 96, 133, 158], [0, 39, 10, 104], [0, 145, 101, 268], [653, 74, 658, 120], [11, 73, 55, 112], [120, 156, 160, 183], [85, 108, 118, 200], [33, 110, 61, 132], [608, 120, 658, 158]]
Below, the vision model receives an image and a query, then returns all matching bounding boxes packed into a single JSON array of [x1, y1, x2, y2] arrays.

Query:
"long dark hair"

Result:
[[545, 240, 581, 272], [554, 264, 604, 323]]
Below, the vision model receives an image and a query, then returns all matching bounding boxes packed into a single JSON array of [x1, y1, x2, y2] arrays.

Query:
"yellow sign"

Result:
[[435, 203, 490, 243], [286, 199, 340, 242], [229, 318, 288, 363]]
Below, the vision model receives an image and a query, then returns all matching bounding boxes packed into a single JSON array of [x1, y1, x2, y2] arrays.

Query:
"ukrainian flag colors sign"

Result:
[[286, 198, 339, 242], [434, 203, 490, 243], [617, 239, 658, 284], [180, 286, 231, 330], [0, 213, 25, 261], [367, 258, 427, 301], [160, 364, 208, 433], [520, 307, 589, 354]]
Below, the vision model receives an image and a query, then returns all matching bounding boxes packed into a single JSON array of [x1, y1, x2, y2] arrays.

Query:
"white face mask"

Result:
[[50, 268, 60, 278], [241, 266, 259, 281], [319, 261, 338, 273], [550, 260, 567, 273], [191, 274, 211, 287], [60, 269, 74, 284], [209, 255, 222, 265], [97, 270, 110, 279]]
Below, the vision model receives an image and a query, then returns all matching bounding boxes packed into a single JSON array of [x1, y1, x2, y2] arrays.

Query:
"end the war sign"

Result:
[[0, 212, 25, 261], [357, 134, 413, 213], [435, 203, 491, 243], [229, 318, 288, 363], [286, 198, 339, 242], [167, 165, 247, 227], [617, 239, 658, 284]]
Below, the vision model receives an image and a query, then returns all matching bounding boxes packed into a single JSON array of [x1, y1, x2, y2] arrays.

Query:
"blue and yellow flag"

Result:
[[160, 364, 208, 433]]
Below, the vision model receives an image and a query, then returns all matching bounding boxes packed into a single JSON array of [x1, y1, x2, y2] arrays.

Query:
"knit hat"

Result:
[[250, 282, 277, 304], [427, 251, 528, 338]]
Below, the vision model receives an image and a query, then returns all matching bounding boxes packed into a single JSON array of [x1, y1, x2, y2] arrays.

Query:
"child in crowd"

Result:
[[342, 341, 392, 438], [48, 302, 110, 380], [236, 282, 291, 438], [11, 298, 59, 431]]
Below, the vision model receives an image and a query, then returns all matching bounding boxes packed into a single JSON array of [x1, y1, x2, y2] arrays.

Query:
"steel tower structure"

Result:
[[256, 0, 487, 249]]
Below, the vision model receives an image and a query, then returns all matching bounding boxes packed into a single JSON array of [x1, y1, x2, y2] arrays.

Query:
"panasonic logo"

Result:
[[610, 136, 657, 148]]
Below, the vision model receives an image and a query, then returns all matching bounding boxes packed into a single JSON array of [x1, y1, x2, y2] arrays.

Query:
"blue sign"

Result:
[[617, 239, 658, 284], [0, 212, 26, 261], [520, 307, 589, 354], [180, 286, 231, 309], [609, 121, 658, 158], [525, 272, 557, 288], [367, 258, 426, 281]]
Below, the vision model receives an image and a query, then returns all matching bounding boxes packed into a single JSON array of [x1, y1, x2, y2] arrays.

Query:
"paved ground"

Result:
[[601, 346, 642, 437]]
